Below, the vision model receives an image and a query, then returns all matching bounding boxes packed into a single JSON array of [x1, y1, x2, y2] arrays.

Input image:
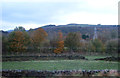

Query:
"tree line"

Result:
[[2, 26, 119, 55]]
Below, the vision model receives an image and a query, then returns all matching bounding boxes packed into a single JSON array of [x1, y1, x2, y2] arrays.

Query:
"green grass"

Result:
[[2, 60, 119, 70], [85, 55, 111, 60]]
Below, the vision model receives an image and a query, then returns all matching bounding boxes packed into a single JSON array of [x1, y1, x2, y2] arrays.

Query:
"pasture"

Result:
[[2, 55, 120, 77], [2, 59, 119, 71]]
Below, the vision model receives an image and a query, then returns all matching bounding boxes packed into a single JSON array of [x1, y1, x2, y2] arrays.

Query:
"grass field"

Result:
[[2, 59, 119, 71], [85, 55, 111, 60]]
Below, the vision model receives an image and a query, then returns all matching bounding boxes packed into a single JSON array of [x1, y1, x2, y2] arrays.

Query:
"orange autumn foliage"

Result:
[[31, 28, 48, 47], [54, 31, 64, 53], [9, 31, 28, 52]]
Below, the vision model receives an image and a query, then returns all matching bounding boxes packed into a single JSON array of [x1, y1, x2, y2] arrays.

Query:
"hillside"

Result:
[[1, 24, 118, 40], [28, 24, 118, 40]]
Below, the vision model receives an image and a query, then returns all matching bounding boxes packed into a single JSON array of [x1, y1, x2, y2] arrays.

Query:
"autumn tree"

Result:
[[92, 39, 105, 53], [31, 28, 48, 51], [8, 27, 30, 53], [14, 26, 30, 47], [8, 31, 30, 53], [87, 41, 96, 52], [50, 32, 58, 49], [105, 39, 118, 54], [54, 31, 64, 54], [64, 32, 82, 52]]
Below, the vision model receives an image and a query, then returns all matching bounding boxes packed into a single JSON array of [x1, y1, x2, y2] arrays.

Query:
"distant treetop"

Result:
[[14, 26, 26, 32]]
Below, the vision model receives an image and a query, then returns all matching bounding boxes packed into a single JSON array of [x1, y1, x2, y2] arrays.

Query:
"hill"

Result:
[[1, 24, 118, 40]]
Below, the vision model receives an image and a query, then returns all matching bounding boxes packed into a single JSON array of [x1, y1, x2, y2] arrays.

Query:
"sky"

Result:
[[0, 0, 119, 31]]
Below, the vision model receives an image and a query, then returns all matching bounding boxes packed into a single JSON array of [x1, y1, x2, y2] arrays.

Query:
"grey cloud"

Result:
[[2, 2, 82, 24]]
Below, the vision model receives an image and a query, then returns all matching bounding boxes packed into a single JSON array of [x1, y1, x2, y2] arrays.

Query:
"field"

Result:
[[2, 56, 119, 71]]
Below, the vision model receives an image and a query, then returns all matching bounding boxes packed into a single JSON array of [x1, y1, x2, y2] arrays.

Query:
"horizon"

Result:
[[0, 0, 119, 31], [1, 23, 118, 31]]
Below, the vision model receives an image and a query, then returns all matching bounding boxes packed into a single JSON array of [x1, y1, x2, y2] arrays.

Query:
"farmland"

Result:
[[2, 55, 120, 77], [2, 25, 119, 77], [2, 56, 119, 71]]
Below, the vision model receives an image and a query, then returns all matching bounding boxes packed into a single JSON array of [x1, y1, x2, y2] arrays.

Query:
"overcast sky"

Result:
[[0, 0, 119, 31]]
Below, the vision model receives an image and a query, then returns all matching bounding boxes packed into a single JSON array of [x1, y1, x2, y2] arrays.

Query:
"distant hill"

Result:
[[7, 30, 14, 33], [2, 24, 118, 39], [28, 24, 118, 40]]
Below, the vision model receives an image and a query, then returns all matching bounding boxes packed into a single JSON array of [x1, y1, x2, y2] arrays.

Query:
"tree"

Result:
[[92, 39, 105, 52], [31, 28, 48, 50], [8, 27, 30, 53], [105, 39, 118, 54], [110, 30, 118, 39], [14, 26, 26, 32], [82, 34, 89, 40], [54, 31, 64, 53], [8, 31, 30, 52], [50, 32, 58, 49], [87, 41, 96, 52], [64, 32, 82, 52], [2, 36, 8, 54], [14, 26, 30, 46]]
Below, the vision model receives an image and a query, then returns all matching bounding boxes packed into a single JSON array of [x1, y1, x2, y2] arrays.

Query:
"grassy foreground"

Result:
[[2, 59, 119, 70]]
